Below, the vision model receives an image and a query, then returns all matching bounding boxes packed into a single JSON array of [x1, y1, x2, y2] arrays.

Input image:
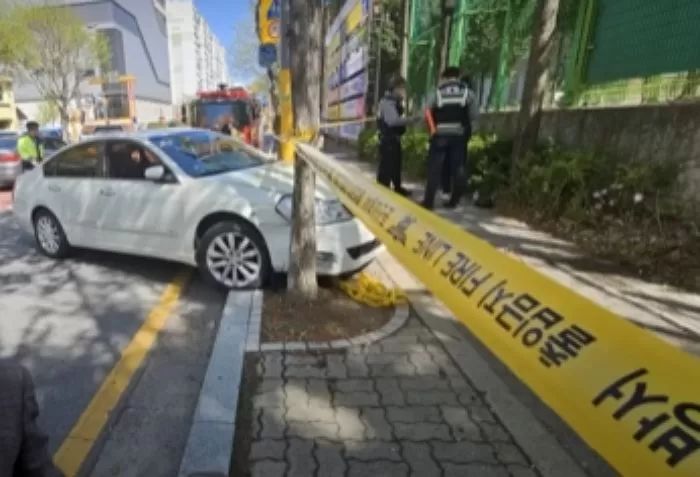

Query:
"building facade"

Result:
[[15, 0, 172, 123], [167, 0, 229, 111]]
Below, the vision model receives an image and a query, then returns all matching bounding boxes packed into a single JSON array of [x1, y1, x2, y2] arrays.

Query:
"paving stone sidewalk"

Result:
[[244, 314, 539, 477]]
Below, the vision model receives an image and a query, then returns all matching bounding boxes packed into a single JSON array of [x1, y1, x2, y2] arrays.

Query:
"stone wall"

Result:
[[477, 104, 700, 201]]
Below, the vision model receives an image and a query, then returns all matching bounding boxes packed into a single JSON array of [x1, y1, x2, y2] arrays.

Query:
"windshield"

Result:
[[195, 101, 251, 130], [149, 130, 264, 177], [94, 126, 125, 133]]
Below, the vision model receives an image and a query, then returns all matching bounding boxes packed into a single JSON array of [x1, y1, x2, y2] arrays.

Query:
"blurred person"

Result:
[[0, 359, 62, 477], [376, 76, 420, 195], [17, 122, 44, 171], [422, 67, 478, 210], [221, 116, 233, 136]]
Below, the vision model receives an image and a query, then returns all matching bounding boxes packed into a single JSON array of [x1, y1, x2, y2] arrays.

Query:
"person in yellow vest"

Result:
[[17, 121, 45, 171]]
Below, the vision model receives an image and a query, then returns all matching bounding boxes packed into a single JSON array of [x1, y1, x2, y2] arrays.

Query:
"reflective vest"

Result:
[[431, 79, 472, 137], [17, 135, 44, 163]]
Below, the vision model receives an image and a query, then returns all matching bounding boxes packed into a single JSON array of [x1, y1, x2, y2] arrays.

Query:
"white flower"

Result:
[[601, 188, 608, 196], [594, 203, 603, 210], [609, 199, 616, 207], [593, 191, 601, 199], [634, 193, 644, 204]]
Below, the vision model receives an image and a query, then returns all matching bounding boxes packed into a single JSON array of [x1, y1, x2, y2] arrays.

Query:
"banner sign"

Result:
[[296, 143, 700, 477], [257, 0, 280, 45], [323, 0, 372, 140]]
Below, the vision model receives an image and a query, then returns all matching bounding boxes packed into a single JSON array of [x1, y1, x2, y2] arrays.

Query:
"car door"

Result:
[[42, 141, 108, 247], [97, 139, 184, 259]]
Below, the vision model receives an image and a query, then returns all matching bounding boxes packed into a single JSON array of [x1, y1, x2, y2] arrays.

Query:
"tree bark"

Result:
[[511, 0, 561, 176], [287, 0, 322, 299], [438, 1, 453, 75]]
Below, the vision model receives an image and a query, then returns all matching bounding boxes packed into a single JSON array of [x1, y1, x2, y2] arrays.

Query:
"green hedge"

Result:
[[355, 126, 685, 220], [356, 127, 510, 206]]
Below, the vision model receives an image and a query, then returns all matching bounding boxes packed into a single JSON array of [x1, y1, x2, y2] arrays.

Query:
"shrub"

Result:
[[357, 126, 379, 161], [468, 135, 513, 207], [401, 128, 430, 178]]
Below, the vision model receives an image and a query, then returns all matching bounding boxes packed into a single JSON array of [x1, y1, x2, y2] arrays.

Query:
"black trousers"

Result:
[[440, 135, 471, 195], [377, 136, 403, 191], [423, 135, 467, 209], [21, 160, 35, 171]]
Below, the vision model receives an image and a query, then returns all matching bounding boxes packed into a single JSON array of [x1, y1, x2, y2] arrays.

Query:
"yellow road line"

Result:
[[53, 269, 191, 476]]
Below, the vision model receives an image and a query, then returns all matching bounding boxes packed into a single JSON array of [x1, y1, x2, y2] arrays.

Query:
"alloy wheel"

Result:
[[206, 231, 262, 288], [36, 216, 61, 255]]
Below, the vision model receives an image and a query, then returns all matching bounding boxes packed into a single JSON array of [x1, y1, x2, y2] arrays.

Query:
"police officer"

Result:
[[422, 67, 478, 209], [376, 76, 418, 196], [17, 121, 44, 171]]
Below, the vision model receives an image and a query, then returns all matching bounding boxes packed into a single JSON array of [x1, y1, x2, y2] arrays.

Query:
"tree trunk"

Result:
[[511, 0, 561, 176], [287, 0, 322, 299], [437, 0, 454, 75], [59, 102, 70, 142]]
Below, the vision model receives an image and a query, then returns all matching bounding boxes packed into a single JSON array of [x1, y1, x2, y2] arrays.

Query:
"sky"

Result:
[[194, 0, 259, 82]]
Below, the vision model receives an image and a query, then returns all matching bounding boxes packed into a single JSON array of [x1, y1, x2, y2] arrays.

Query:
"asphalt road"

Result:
[[0, 202, 227, 475]]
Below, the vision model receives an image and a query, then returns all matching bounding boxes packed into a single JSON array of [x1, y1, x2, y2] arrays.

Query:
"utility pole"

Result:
[[278, 0, 295, 162], [399, 0, 410, 78], [287, 0, 323, 299], [511, 0, 561, 175]]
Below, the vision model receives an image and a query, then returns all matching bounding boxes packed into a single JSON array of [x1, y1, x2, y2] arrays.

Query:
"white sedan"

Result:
[[13, 128, 381, 288]]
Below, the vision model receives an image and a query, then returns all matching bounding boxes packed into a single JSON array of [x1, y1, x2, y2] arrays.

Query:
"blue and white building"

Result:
[[15, 0, 172, 122]]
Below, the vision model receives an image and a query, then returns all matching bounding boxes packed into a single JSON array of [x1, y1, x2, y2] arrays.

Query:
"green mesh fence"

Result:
[[586, 0, 700, 84], [406, 0, 513, 108]]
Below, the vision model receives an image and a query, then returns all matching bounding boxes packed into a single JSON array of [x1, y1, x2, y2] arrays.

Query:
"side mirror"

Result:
[[144, 165, 165, 182]]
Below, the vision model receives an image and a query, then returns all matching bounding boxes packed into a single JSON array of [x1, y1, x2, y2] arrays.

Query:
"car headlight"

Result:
[[275, 194, 353, 225]]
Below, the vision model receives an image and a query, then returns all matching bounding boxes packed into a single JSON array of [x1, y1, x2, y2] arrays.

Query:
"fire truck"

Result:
[[184, 85, 260, 147]]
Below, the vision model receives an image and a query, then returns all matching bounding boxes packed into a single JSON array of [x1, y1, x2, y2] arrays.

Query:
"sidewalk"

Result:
[[327, 146, 700, 357], [233, 256, 602, 477]]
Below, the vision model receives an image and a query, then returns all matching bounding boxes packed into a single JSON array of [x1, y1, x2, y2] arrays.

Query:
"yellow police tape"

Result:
[[295, 142, 700, 477], [340, 271, 407, 308]]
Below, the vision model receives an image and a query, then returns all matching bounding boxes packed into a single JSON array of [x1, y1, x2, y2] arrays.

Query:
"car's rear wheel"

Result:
[[196, 220, 270, 289], [33, 209, 70, 258]]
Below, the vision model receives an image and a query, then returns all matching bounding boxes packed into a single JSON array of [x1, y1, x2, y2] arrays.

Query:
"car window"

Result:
[[149, 130, 264, 178], [45, 143, 103, 178], [106, 140, 163, 180]]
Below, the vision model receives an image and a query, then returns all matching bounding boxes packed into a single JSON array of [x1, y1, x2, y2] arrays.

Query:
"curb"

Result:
[[246, 296, 410, 353], [178, 290, 260, 477]]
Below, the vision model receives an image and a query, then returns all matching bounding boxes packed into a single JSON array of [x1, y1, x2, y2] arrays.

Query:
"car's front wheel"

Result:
[[33, 209, 70, 258], [196, 220, 270, 289]]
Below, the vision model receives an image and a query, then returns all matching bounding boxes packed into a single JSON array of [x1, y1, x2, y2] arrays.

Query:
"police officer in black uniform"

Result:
[[422, 67, 477, 210], [376, 76, 418, 195]]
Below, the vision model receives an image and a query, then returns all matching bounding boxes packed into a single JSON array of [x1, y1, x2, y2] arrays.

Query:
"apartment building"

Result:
[[167, 0, 230, 109], [15, 0, 172, 123]]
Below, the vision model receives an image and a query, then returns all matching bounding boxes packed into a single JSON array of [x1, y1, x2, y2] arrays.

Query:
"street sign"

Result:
[[258, 44, 277, 68], [257, 0, 280, 45]]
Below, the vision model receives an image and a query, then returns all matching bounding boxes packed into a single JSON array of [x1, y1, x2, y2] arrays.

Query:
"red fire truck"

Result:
[[185, 85, 260, 146]]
